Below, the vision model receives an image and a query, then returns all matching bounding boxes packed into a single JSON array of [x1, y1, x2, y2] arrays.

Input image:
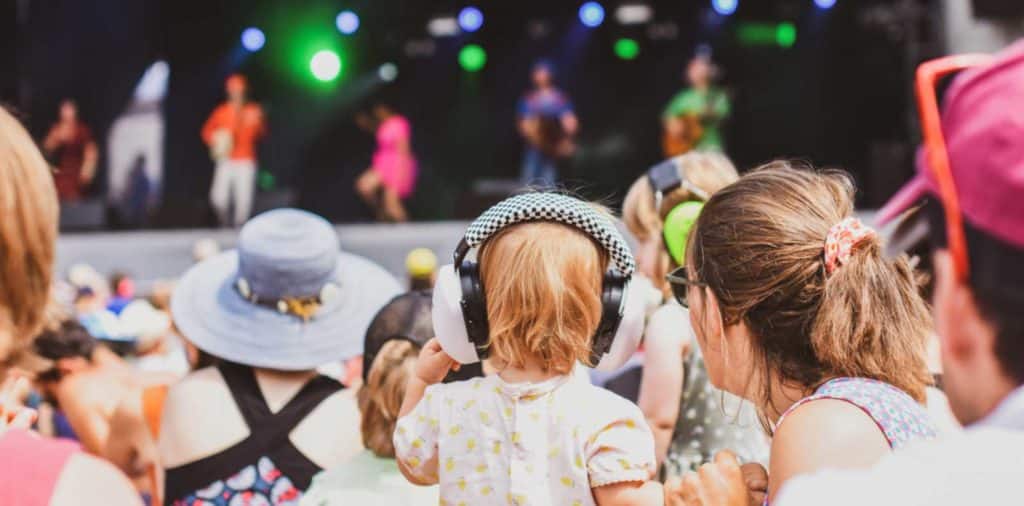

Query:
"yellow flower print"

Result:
[[492, 440, 502, 455], [463, 400, 477, 410], [573, 501, 583, 506], [449, 425, 462, 436], [475, 463, 487, 473], [504, 407, 513, 418], [618, 458, 632, 470], [457, 502, 467, 506], [445, 457, 455, 472], [548, 447, 559, 458], [529, 412, 540, 422], [574, 455, 584, 469], [480, 486, 493, 496], [624, 419, 637, 429], [406, 456, 421, 468], [429, 418, 439, 429], [412, 438, 424, 449], [397, 426, 406, 435], [561, 476, 574, 487], [457, 477, 467, 491], [467, 439, 476, 451], [479, 411, 491, 425], [511, 432, 521, 444]]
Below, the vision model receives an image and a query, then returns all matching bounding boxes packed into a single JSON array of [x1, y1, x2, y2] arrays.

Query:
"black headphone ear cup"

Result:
[[590, 271, 627, 364], [458, 260, 491, 359]]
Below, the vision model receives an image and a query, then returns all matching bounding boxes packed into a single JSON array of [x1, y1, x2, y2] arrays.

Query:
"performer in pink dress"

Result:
[[355, 104, 417, 222]]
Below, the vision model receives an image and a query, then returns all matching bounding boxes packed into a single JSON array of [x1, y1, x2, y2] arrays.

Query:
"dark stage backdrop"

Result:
[[6, 0, 937, 226]]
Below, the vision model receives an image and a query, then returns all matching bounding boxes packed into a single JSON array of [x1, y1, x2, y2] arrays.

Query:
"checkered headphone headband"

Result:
[[462, 193, 636, 276]]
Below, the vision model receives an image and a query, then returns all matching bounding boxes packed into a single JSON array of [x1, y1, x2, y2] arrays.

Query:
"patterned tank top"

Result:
[[765, 377, 937, 505]]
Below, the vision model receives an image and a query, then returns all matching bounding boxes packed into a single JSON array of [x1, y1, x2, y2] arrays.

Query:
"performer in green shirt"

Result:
[[662, 53, 730, 154]]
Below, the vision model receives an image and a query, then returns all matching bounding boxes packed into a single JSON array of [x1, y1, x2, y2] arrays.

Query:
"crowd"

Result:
[[0, 39, 1022, 506]]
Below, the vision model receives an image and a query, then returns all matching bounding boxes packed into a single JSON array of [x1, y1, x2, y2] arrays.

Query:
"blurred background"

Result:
[[2, 0, 1023, 230]]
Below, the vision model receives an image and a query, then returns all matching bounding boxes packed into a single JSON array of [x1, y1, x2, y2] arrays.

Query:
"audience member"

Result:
[[303, 291, 468, 505], [676, 39, 1024, 506], [33, 319, 149, 454], [159, 208, 400, 504], [405, 247, 438, 291], [394, 193, 662, 505], [0, 106, 140, 505], [664, 164, 937, 504], [621, 152, 767, 477]]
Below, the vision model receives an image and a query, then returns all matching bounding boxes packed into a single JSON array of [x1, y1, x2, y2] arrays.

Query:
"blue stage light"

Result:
[[814, 0, 837, 9], [241, 28, 265, 52], [711, 0, 738, 16], [458, 6, 484, 33], [579, 2, 605, 27], [336, 10, 360, 35]]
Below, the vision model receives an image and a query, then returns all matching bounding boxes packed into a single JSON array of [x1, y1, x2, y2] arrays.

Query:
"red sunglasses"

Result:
[[914, 53, 992, 281]]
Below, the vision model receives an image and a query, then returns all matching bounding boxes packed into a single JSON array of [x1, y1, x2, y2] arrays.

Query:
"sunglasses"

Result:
[[915, 53, 992, 281], [665, 266, 706, 308]]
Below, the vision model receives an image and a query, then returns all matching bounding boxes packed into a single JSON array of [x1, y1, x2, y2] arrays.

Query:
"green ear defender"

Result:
[[662, 200, 704, 266]]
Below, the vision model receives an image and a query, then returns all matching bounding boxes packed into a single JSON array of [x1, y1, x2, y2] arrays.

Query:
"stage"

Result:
[[56, 221, 472, 289]]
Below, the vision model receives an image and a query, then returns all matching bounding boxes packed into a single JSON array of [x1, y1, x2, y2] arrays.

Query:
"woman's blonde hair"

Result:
[[689, 162, 932, 426], [358, 339, 418, 457], [0, 107, 59, 367], [622, 152, 738, 291], [479, 220, 608, 374]]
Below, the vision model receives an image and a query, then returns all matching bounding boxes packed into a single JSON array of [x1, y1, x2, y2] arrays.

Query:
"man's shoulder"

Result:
[[776, 428, 1024, 506]]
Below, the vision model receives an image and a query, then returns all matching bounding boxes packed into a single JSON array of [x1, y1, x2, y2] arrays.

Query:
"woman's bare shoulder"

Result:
[[51, 453, 142, 506]]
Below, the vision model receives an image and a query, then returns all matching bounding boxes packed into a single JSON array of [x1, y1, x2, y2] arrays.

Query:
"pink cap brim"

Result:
[[875, 175, 930, 227]]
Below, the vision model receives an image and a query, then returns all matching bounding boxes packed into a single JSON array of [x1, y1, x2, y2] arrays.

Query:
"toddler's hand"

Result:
[[415, 338, 459, 385]]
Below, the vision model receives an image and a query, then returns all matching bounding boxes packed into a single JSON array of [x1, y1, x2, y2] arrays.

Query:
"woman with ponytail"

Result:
[[664, 163, 937, 505]]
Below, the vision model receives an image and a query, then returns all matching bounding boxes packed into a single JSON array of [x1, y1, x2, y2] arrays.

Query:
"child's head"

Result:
[[622, 152, 738, 290], [478, 220, 608, 374], [358, 339, 418, 457], [685, 162, 932, 422]]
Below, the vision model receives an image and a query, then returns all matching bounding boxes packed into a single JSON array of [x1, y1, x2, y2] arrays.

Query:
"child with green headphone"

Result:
[[621, 152, 769, 480]]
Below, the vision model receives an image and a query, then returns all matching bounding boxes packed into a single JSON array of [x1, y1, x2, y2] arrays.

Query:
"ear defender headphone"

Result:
[[647, 157, 709, 266], [432, 192, 646, 372]]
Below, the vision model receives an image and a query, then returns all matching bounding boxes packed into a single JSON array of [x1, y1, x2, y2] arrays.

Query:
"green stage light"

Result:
[[459, 44, 487, 72], [737, 22, 797, 48], [776, 22, 796, 48], [310, 50, 342, 81], [614, 38, 640, 60]]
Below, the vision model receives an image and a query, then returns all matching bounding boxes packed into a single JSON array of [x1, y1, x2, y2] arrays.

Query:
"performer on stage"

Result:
[[661, 51, 730, 156], [354, 102, 417, 222], [44, 99, 98, 202], [517, 60, 577, 187], [201, 74, 266, 227]]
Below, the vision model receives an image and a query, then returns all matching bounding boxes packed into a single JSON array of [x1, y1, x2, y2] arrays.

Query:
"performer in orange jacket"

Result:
[[201, 74, 266, 227]]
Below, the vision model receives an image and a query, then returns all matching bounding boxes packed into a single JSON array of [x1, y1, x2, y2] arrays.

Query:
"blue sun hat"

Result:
[[171, 208, 401, 371]]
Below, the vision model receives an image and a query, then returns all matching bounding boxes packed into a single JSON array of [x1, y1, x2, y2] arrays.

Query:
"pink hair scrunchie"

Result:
[[824, 217, 876, 276]]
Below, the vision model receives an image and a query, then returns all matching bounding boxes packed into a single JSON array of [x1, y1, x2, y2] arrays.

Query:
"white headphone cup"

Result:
[[432, 264, 481, 365]]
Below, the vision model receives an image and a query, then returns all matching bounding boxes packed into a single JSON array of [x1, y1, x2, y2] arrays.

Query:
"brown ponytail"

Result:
[[690, 162, 932, 423], [358, 339, 418, 457]]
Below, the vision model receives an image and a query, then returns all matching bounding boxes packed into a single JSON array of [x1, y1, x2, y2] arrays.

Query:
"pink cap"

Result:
[[877, 39, 1024, 249]]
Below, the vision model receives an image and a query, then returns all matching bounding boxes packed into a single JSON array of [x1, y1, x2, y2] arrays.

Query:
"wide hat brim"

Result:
[[171, 250, 402, 371]]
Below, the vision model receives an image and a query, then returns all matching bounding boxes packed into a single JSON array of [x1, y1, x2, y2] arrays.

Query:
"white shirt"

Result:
[[394, 373, 655, 506], [776, 386, 1024, 506]]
